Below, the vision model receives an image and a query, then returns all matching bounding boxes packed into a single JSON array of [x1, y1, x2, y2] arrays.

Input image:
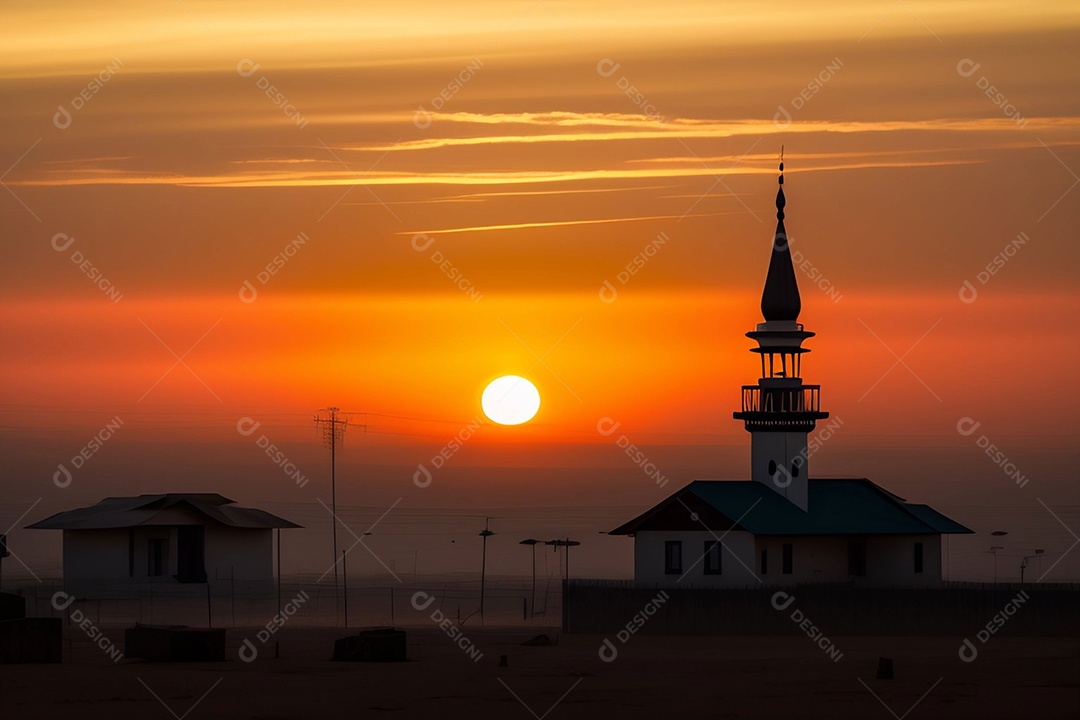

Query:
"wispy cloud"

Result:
[[346, 114, 1080, 153], [401, 211, 740, 235], [10, 114, 1076, 190], [15, 159, 985, 189]]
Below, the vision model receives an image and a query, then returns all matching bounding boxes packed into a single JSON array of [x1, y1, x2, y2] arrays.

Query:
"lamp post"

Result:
[[545, 538, 580, 633], [479, 519, 494, 623], [545, 538, 581, 582], [989, 530, 1008, 585], [990, 546, 1004, 584], [1020, 549, 1044, 583], [519, 539, 541, 616]]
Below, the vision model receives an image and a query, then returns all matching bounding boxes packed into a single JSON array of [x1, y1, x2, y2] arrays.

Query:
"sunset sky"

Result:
[[2, 1, 1077, 580]]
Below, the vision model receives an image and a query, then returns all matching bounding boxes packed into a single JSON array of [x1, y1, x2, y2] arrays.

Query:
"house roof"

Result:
[[608, 479, 973, 536], [25, 493, 302, 530]]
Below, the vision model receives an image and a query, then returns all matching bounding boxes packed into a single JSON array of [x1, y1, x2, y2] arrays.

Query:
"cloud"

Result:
[[401, 211, 742, 235]]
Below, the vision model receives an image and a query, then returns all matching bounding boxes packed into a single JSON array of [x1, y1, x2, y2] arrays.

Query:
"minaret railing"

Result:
[[740, 385, 820, 414]]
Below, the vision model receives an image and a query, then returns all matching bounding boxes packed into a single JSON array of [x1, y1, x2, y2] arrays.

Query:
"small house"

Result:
[[27, 493, 300, 589]]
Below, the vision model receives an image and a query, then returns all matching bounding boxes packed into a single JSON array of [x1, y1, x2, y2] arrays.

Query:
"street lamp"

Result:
[[989, 546, 1005, 584], [1020, 549, 1044, 583], [520, 539, 541, 616], [545, 538, 581, 582], [479, 520, 494, 623], [989, 531, 1008, 584]]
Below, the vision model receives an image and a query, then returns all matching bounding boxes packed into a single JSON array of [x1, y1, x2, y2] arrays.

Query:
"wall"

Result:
[[865, 534, 941, 586], [634, 530, 757, 587], [63, 529, 129, 581], [60, 524, 274, 591], [564, 581, 1080, 636], [753, 534, 943, 587], [635, 531, 947, 588], [205, 526, 273, 581]]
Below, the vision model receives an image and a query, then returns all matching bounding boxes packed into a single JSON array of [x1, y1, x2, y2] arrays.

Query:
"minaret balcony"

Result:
[[733, 385, 828, 428]]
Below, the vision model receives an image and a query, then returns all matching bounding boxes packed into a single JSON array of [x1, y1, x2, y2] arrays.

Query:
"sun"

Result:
[[481, 376, 541, 425]]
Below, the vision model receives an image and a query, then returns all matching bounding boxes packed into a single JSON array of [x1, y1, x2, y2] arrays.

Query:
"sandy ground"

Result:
[[1, 626, 1076, 720]]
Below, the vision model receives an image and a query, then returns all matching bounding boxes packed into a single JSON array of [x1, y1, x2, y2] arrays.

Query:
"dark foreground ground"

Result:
[[2, 627, 1077, 720]]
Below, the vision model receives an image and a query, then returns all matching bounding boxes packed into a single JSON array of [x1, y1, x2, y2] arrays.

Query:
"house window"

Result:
[[148, 538, 167, 577], [848, 542, 866, 577], [782, 543, 794, 574], [703, 541, 722, 575], [760, 549, 768, 575], [914, 542, 924, 574], [664, 541, 682, 575]]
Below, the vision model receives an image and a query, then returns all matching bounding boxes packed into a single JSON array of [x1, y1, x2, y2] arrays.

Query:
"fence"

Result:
[[17, 574, 563, 629], [563, 580, 1080, 636]]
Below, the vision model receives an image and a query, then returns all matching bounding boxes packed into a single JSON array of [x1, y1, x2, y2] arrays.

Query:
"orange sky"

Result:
[[1, 1, 1078, 575]]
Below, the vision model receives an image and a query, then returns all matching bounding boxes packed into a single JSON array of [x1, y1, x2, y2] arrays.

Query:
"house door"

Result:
[[175, 525, 207, 583]]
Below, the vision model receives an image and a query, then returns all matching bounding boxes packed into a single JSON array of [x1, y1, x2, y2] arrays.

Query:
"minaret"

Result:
[[732, 156, 828, 511]]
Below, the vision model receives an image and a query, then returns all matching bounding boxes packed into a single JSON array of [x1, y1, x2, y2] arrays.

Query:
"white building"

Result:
[[609, 160, 971, 587], [27, 493, 300, 590]]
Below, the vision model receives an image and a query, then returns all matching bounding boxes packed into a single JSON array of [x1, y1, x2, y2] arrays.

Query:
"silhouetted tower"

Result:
[[732, 156, 828, 511]]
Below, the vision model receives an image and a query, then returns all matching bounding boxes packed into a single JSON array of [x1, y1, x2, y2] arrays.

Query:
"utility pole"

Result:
[[314, 406, 349, 623]]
